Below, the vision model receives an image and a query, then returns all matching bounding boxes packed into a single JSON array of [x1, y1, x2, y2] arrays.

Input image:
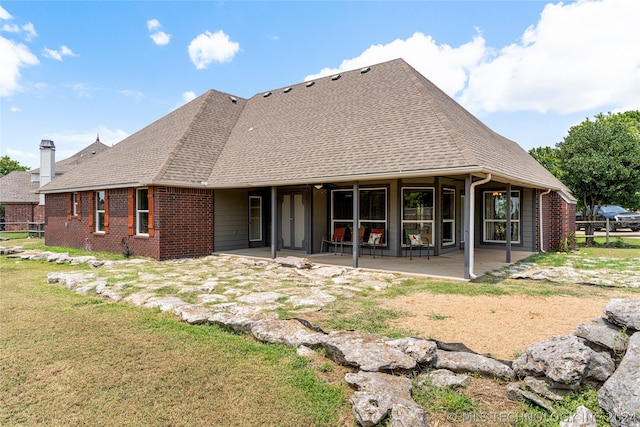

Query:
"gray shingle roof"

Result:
[[39, 58, 571, 198], [0, 171, 38, 203]]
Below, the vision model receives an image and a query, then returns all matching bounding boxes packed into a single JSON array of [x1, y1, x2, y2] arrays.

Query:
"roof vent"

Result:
[[283, 87, 292, 93], [306, 81, 315, 87], [229, 96, 237, 103], [263, 91, 272, 98], [360, 66, 371, 74], [331, 74, 341, 81]]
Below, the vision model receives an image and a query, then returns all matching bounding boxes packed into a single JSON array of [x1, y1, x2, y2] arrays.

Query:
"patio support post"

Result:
[[464, 176, 471, 279], [352, 182, 359, 268], [506, 183, 511, 263], [271, 186, 277, 259]]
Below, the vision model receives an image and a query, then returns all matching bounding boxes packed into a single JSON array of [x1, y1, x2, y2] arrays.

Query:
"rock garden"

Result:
[[2, 245, 639, 427]]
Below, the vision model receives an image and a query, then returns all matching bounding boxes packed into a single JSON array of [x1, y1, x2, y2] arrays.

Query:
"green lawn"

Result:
[[0, 257, 350, 427]]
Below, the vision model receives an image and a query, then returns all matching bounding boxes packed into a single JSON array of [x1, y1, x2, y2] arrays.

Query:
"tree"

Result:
[[557, 111, 640, 233], [528, 146, 563, 180], [0, 155, 29, 178]]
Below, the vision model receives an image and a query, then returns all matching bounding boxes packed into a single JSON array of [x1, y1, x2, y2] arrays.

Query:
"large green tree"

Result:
[[557, 111, 640, 219], [0, 155, 29, 178], [528, 146, 562, 180]]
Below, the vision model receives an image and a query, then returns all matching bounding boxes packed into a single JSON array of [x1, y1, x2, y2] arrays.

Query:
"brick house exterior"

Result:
[[0, 139, 108, 232], [39, 59, 576, 277]]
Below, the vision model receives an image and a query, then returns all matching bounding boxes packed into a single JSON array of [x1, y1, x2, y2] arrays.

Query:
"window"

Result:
[[249, 196, 262, 241], [136, 188, 149, 235], [442, 188, 455, 246], [483, 190, 520, 243], [72, 192, 79, 217], [331, 188, 387, 242], [95, 191, 106, 232], [402, 188, 434, 246]]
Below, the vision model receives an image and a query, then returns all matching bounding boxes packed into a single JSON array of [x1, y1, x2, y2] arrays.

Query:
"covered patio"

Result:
[[214, 247, 534, 281]]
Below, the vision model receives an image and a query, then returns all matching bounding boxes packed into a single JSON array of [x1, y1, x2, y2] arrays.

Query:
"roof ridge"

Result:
[[152, 91, 215, 182], [399, 60, 480, 167]]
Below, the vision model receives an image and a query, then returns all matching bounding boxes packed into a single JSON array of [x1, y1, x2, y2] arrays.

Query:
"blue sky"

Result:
[[1, 0, 639, 169]]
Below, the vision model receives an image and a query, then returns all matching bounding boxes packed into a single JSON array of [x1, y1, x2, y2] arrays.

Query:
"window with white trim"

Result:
[[331, 188, 387, 243], [483, 190, 520, 243], [442, 188, 455, 246], [401, 187, 434, 246], [95, 191, 106, 232], [136, 188, 149, 235], [72, 192, 79, 217]]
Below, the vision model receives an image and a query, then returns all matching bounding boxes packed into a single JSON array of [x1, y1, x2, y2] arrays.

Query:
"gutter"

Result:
[[539, 189, 552, 253], [468, 173, 492, 279]]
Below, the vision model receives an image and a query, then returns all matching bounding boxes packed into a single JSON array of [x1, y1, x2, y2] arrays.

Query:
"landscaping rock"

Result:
[[236, 291, 287, 304], [434, 349, 513, 379], [250, 319, 326, 348], [605, 299, 640, 331], [559, 405, 597, 427], [506, 382, 555, 412], [574, 317, 629, 355], [274, 256, 313, 269], [523, 376, 564, 401], [143, 296, 187, 312], [322, 331, 417, 372], [512, 335, 615, 389], [417, 369, 470, 388], [208, 312, 256, 333], [385, 337, 437, 365], [345, 371, 427, 427], [598, 332, 640, 427]]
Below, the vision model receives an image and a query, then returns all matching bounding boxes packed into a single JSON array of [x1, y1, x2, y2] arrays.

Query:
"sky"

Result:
[[1, 0, 639, 170]]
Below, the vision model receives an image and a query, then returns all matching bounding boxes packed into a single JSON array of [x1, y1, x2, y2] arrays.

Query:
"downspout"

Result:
[[538, 189, 552, 253], [468, 173, 492, 279]]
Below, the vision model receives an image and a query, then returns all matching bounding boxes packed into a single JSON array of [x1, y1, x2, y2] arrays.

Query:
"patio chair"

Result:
[[361, 228, 384, 258], [321, 227, 346, 255], [405, 229, 430, 260]]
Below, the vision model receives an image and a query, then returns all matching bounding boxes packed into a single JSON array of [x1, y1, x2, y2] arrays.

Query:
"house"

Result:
[[38, 59, 575, 278], [0, 137, 108, 232]]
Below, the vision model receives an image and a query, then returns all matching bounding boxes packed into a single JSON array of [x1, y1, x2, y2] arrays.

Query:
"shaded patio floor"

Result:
[[214, 247, 535, 281]]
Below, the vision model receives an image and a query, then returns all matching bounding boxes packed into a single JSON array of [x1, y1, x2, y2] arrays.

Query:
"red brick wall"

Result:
[[44, 186, 214, 260], [538, 191, 576, 251], [4, 203, 44, 231], [156, 186, 214, 260]]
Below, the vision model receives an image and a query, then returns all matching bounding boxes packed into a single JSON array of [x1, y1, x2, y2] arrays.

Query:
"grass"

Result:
[[0, 257, 350, 426]]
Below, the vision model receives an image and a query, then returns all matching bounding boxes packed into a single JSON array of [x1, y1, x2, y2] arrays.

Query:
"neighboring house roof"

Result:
[[30, 140, 110, 176], [39, 58, 573, 200], [0, 171, 39, 203], [0, 139, 110, 204]]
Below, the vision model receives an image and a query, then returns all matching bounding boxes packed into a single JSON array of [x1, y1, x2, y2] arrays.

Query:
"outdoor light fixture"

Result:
[[314, 184, 323, 190]]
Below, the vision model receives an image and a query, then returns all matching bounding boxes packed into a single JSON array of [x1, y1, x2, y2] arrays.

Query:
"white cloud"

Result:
[[150, 31, 170, 46], [118, 89, 144, 102], [188, 30, 239, 69], [6, 148, 36, 159], [0, 6, 12, 20], [309, 0, 639, 117], [0, 36, 39, 97], [147, 19, 161, 32], [459, 0, 640, 114], [10, 106, 21, 112], [42, 44, 76, 61], [305, 31, 487, 97], [174, 91, 197, 109], [147, 19, 171, 46]]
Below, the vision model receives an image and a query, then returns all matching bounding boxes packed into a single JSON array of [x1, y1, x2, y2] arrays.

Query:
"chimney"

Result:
[[39, 139, 55, 204]]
